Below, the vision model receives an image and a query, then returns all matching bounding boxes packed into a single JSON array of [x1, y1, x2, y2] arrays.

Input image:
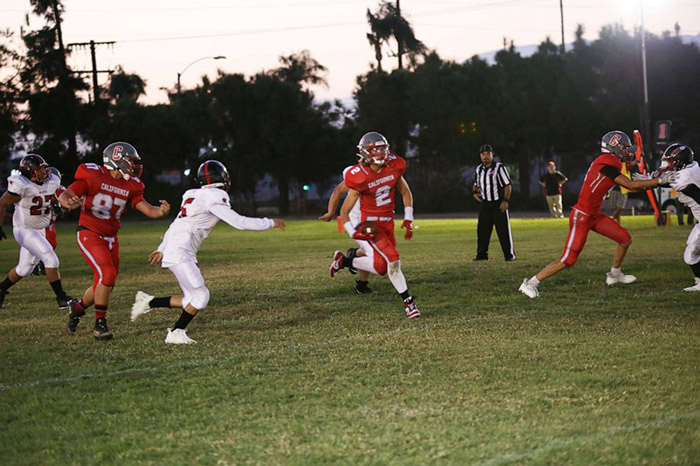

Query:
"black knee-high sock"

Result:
[[49, 279, 67, 299], [690, 261, 700, 278], [173, 310, 195, 330], [149, 297, 172, 308], [0, 277, 15, 292]]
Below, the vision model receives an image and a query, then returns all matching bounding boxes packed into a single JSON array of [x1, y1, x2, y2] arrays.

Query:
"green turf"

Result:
[[0, 216, 698, 465]]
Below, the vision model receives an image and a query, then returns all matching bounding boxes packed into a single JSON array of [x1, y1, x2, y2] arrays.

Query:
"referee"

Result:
[[472, 144, 515, 261]]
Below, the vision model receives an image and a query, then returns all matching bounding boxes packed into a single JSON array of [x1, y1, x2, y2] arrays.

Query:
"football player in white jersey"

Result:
[[657, 143, 700, 291], [130, 160, 285, 344], [0, 155, 73, 309], [319, 165, 373, 294]]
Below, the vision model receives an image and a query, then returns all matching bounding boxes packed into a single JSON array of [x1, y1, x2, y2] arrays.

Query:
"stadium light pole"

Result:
[[639, 0, 652, 160], [177, 56, 226, 96]]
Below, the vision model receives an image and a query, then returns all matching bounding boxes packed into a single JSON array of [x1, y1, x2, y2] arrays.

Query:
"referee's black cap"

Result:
[[479, 144, 493, 153]]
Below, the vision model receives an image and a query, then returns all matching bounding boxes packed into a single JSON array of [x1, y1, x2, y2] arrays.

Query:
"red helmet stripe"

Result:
[[204, 161, 211, 185]]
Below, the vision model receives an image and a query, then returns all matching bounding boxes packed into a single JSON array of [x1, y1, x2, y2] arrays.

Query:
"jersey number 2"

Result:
[[375, 186, 392, 207], [30, 195, 54, 216]]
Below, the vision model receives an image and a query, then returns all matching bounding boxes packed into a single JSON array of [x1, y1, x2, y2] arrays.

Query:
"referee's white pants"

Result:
[[166, 261, 210, 311], [12, 227, 59, 277], [684, 223, 700, 265]]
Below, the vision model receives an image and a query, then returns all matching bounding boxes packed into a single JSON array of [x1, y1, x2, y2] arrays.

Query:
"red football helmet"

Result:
[[102, 141, 143, 180], [19, 154, 49, 184], [357, 132, 390, 166]]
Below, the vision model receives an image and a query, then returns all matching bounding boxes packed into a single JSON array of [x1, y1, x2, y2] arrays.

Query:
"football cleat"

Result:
[[165, 328, 197, 345], [519, 278, 539, 298], [93, 318, 113, 340], [66, 300, 85, 333], [329, 250, 346, 278], [355, 280, 373, 295], [0, 290, 8, 309], [32, 261, 45, 276], [605, 271, 637, 286], [473, 255, 488, 261], [131, 291, 154, 322], [56, 295, 74, 310], [683, 277, 700, 292], [403, 297, 421, 318]]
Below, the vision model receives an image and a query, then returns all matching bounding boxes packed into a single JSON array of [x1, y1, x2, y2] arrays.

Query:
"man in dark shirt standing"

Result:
[[473, 144, 515, 261], [539, 161, 567, 218]]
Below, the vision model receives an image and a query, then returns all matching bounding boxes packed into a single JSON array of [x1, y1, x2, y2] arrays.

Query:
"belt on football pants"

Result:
[[365, 216, 393, 222]]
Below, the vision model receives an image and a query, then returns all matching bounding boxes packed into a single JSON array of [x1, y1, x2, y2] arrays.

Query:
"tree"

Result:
[[108, 66, 146, 103], [0, 29, 22, 162], [366, 1, 427, 70], [19, 0, 86, 170]]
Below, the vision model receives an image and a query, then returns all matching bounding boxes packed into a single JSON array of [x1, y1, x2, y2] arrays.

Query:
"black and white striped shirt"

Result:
[[474, 162, 511, 201]]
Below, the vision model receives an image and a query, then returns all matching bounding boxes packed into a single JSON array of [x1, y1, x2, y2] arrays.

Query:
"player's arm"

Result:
[[397, 177, 415, 240], [58, 187, 82, 210], [209, 204, 284, 231], [134, 199, 171, 219], [603, 165, 669, 191], [339, 189, 361, 236], [319, 181, 349, 222], [0, 191, 21, 239]]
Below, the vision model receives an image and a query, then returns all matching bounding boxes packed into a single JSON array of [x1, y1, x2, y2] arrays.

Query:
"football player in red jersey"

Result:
[[59, 142, 170, 339], [519, 130, 676, 298], [328, 132, 420, 318]]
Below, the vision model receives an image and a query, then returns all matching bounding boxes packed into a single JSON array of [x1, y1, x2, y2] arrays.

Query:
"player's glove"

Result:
[[656, 171, 677, 187], [402, 219, 413, 240], [0, 227, 6, 241], [632, 172, 652, 181]]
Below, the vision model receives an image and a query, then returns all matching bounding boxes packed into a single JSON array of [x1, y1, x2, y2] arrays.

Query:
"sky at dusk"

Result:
[[2, 0, 699, 104]]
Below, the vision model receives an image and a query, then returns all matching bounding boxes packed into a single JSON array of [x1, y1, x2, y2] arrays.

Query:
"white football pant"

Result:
[[684, 223, 700, 265], [12, 227, 59, 277], [168, 261, 210, 311]]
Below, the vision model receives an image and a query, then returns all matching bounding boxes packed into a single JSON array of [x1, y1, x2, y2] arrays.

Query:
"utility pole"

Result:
[[559, 0, 565, 53], [67, 40, 115, 103], [50, 0, 79, 163]]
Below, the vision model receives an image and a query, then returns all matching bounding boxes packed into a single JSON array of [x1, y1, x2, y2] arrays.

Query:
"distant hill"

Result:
[[477, 33, 700, 64]]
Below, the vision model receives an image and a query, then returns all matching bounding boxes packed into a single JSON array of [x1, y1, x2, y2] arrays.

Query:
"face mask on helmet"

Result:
[[601, 131, 635, 161], [103, 142, 142, 180], [20, 154, 49, 184], [658, 143, 695, 173], [357, 132, 390, 166]]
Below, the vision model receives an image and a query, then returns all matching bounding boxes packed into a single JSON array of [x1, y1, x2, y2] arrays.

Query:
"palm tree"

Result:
[[366, 1, 426, 70], [108, 66, 146, 102]]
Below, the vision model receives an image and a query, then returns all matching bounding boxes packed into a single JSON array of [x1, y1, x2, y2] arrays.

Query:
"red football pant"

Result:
[[559, 208, 631, 266], [367, 221, 399, 276], [76, 230, 120, 289], [45, 224, 57, 249]]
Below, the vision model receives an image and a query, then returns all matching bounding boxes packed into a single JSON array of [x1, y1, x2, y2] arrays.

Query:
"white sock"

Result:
[[387, 261, 408, 294], [611, 267, 622, 275], [529, 276, 540, 286]]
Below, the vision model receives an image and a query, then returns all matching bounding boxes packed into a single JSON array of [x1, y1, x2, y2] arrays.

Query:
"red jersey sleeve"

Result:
[[391, 155, 407, 177], [68, 164, 92, 196], [128, 179, 146, 208], [344, 166, 367, 192]]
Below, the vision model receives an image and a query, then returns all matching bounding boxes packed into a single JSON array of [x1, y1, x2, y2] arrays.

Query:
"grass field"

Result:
[[0, 216, 698, 465]]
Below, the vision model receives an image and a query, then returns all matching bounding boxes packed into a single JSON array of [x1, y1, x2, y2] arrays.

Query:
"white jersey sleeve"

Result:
[[7, 175, 29, 196], [209, 204, 275, 231], [673, 162, 700, 218], [342, 166, 361, 226]]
